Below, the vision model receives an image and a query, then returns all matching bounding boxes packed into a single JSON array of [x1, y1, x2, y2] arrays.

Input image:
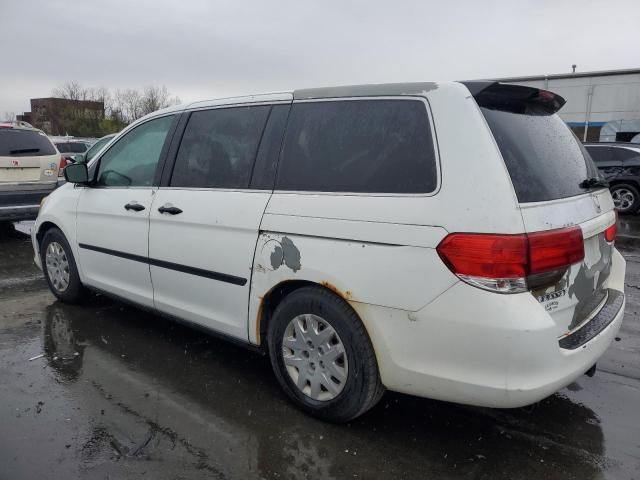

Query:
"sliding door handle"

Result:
[[158, 205, 183, 215], [124, 202, 145, 212]]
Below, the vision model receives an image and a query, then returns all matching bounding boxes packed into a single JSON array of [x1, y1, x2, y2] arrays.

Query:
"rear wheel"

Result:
[[268, 286, 384, 423], [41, 228, 87, 303], [611, 183, 640, 214]]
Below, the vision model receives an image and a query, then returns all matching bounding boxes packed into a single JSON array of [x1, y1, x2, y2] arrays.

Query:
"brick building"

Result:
[[18, 98, 105, 136]]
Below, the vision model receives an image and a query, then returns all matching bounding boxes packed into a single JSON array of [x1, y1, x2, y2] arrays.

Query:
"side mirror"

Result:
[[63, 162, 89, 184]]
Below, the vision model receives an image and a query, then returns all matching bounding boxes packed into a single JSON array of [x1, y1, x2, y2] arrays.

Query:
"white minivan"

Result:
[[32, 82, 626, 422]]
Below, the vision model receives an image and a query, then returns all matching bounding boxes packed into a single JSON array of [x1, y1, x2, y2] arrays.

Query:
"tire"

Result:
[[610, 183, 640, 214], [268, 286, 384, 423], [41, 227, 88, 303]]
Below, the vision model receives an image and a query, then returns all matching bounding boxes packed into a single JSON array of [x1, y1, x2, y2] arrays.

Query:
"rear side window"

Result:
[[585, 146, 612, 163], [481, 107, 599, 202], [171, 105, 270, 189], [613, 147, 640, 162], [0, 129, 56, 157], [276, 99, 437, 194]]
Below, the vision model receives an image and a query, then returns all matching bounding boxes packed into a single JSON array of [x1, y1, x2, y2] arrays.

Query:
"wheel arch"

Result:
[[255, 279, 361, 350], [36, 220, 62, 250]]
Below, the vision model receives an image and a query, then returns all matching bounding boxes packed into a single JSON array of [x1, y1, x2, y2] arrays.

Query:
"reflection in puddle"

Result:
[[36, 298, 609, 479]]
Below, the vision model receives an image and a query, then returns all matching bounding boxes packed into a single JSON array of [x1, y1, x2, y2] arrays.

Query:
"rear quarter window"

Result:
[[276, 99, 438, 194], [0, 129, 57, 157], [481, 107, 599, 202]]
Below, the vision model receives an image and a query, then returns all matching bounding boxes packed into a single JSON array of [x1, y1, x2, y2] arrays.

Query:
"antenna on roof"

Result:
[[572, 64, 577, 73]]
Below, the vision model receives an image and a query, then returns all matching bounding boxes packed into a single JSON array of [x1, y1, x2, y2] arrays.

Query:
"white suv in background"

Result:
[[0, 122, 62, 222], [32, 82, 626, 422]]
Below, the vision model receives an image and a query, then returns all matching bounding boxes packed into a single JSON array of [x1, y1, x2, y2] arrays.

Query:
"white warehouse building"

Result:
[[493, 68, 640, 143]]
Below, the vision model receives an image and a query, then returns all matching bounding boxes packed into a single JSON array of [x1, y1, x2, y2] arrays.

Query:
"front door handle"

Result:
[[158, 205, 183, 215], [124, 202, 145, 212]]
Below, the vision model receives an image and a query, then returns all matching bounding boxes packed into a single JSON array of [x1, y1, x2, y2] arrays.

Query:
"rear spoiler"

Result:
[[461, 81, 566, 115]]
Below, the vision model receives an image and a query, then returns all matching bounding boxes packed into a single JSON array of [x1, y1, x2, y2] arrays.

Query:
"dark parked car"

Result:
[[584, 142, 640, 214]]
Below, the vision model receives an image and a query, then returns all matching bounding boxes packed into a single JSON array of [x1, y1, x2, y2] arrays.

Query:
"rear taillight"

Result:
[[437, 226, 584, 293], [58, 155, 67, 176], [605, 223, 617, 243]]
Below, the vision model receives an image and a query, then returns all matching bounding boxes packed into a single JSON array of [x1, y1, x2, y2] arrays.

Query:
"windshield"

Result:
[[0, 129, 57, 157], [481, 106, 600, 202]]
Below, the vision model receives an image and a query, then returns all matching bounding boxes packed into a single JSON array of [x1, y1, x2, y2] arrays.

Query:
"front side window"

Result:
[[96, 116, 174, 187], [170, 105, 270, 189], [276, 99, 438, 194]]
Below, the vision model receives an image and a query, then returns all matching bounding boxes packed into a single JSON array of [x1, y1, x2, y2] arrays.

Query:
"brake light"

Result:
[[437, 226, 584, 293], [605, 222, 617, 243]]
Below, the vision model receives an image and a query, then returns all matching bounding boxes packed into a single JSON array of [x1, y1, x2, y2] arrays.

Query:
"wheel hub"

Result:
[[282, 313, 348, 401], [612, 188, 635, 211], [45, 241, 70, 293]]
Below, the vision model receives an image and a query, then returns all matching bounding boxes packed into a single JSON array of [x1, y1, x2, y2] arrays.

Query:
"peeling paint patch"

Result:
[[281, 237, 301, 272], [270, 245, 284, 270]]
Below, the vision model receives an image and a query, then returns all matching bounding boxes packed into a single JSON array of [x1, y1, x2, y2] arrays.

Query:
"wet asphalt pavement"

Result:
[[1, 223, 639, 480]]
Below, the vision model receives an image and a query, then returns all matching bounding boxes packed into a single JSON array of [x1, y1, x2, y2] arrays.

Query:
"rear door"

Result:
[[475, 84, 617, 337], [148, 103, 289, 340], [76, 115, 177, 307]]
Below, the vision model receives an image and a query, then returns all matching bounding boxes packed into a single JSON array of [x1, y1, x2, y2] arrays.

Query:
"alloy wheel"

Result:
[[612, 188, 635, 212]]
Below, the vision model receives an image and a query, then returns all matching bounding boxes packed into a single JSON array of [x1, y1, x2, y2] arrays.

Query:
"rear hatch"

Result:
[[0, 128, 60, 188], [471, 82, 617, 338]]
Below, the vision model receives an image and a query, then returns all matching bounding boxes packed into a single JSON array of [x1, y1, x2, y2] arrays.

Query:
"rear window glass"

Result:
[[276, 99, 437, 194], [0, 129, 57, 157], [481, 107, 599, 202], [56, 142, 87, 153]]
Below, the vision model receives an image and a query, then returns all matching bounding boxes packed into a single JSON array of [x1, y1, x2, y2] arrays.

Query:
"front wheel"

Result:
[[41, 227, 88, 303], [611, 183, 640, 214], [268, 286, 384, 423]]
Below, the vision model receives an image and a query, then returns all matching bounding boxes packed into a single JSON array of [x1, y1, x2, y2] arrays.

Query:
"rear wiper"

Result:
[[9, 148, 40, 154], [579, 177, 609, 189]]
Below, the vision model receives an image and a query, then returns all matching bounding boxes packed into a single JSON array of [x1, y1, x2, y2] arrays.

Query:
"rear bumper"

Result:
[[0, 187, 55, 221], [352, 248, 626, 408]]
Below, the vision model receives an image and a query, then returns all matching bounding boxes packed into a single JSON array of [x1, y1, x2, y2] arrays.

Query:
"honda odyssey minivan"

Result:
[[32, 81, 626, 422]]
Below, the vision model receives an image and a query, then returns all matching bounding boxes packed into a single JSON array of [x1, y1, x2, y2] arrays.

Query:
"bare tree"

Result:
[[1, 112, 16, 122], [53, 81, 88, 101], [113, 89, 143, 124], [139, 85, 180, 117]]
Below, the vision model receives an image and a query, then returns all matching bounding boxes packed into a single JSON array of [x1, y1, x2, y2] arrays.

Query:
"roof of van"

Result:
[[184, 81, 464, 107], [141, 82, 459, 122], [292, 82, 440, 100]]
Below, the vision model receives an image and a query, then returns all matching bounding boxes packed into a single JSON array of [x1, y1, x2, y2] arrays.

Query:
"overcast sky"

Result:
[[2, 0, 639, 115]]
